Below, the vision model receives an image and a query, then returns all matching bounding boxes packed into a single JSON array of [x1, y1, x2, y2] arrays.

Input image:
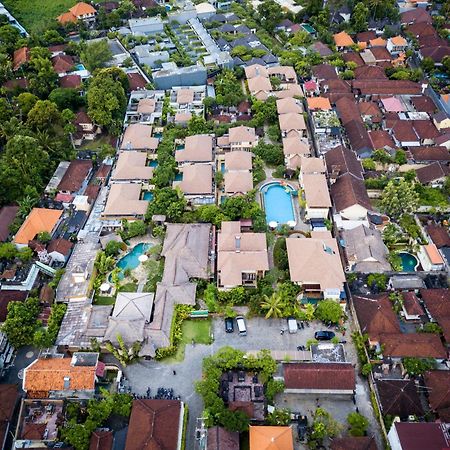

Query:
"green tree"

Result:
[[80, 39, 113, 72], [347, 412, 369, 436], [260, 293, 285, 318], [314, 300, 342, 324], [0, 135, 50, 203], [380, 179, 419, 220], [351, 2, 369, 32]]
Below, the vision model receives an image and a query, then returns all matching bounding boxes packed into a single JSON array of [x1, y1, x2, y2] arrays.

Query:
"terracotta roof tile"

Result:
[[283, 363, 355, 390]]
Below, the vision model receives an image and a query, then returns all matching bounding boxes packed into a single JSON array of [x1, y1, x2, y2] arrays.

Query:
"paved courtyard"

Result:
[[123, 317, 382, 450]]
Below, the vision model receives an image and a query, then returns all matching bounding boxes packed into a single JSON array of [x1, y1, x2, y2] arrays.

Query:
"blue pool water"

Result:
[[262, 182, 295, 224], [147, 160, 158, 167], [175, 173, 183, 181], [74, 63, 86, 71], [114, 243, 152, 280], [399, 252, 418, 272], [143, 191, 154, 201]]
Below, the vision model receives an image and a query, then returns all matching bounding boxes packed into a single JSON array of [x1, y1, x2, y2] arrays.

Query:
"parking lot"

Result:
[[122, 316, 381, 450]]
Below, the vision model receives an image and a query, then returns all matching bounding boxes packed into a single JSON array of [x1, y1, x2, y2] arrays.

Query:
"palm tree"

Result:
[[260, 293, 285, 319]]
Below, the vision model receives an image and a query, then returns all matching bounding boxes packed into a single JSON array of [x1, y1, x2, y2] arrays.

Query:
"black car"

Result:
[[225, 317, 234, 333], [314, 330, 335, 341]]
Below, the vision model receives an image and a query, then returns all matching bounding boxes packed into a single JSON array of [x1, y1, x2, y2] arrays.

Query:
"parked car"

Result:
[[225, 317, 234, 333], [314, 330, 335, 341]]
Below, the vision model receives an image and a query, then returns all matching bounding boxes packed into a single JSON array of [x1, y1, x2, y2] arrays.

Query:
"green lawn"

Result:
[[2, 0, 77, 33], [163, 319, 212, 364]]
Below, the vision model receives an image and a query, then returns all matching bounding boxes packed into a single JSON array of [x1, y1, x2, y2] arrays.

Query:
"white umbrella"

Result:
[[269, 221, 278, 229], [287, 220, 296, 228], [100, 283, 110, 292], [138, 254, 148, 263]]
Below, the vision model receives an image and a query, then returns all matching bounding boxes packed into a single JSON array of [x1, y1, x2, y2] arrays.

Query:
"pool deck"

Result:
[[256, 177, 310, 233]]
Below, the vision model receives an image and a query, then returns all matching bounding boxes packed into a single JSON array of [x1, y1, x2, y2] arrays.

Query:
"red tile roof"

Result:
[[57, 160, 92, 193], [424, 370, 450, 421], [380, 333, 447, 358], [283, 363, 355, 391], [353, 294, 400, 341], [125, 400, 181, 450]]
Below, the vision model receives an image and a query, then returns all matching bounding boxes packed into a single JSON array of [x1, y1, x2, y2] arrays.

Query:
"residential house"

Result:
[[342, 225, 390, 273], [279, 113, 307, 138], [120, 124, 159, 152], [333, 31, 354, 50], [57, 159, 93, 195], [249, 426, 293, 450], [387, 36, 408, 55], [102, 183, 148, 220], [125, 399, 184, 450], [57, 2, 97, 25], [300, 164, 331, 220], [111, 151, 154, 182], [282, 137, 311, 169], [228, 126, 258, 151], [388, 422, 450, 450], [353, 294, 400, 346], [23, 353, 99, 398], [46, 238, 73, 264], [330, 173, 372, 221], [207, 427, 239, 450], [0, 384, 18, 450], [175, 164, 214, 205], [175, 134, 214, 164], [217, 221, 269, 289], [283, 363, 355, 394], [286, 234, 346, 299], [223, 151, 253, 196], [14, 208, 63, 248], [0, 205, 19, 242], [415, 162, 450, 186], [376, 379, 423, 419], [417, 244, 445, 271], [424, 371, 450, 422]]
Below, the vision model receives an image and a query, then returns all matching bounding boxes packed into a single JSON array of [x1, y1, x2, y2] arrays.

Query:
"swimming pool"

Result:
[[261, 182, 295, 224], [399, 252, 419, 272], [114, 243, 152, 279], [143, 191, 154, 201]]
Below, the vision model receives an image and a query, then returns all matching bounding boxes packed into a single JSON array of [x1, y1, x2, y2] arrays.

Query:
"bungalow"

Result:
[[102, 183, 148, 220], [57, 2, 97, 25], [249, 426, 293, 450], [57, 159, 93, 195], [417, 244, 446, 271], [286, 234, 346, 299], [333, 31, 354, 50], [217, 221, 269, 289], [300, 172, 331, 220], [228, 126, 258, 151], [387, 36, 408, 55], [353, 294, 400, 346], [111, 151, 154, 182], [282, 137, 311, 169], [330, 173, 372, 221], [14, 208, 63, 248], [175, 134, 213, 164], [283, 363, 355, 394], [415, 162, 450, 187], [120, 124, 159, 152], [125, 399, 184, 450], [278, 113, 306, 138], [175, 164, 214, 205], [23, 353, 99, 399], [342, 225, 390, 273]]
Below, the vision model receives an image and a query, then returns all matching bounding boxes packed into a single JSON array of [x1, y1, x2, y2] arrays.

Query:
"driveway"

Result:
[[122, 317, 382, 450]]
